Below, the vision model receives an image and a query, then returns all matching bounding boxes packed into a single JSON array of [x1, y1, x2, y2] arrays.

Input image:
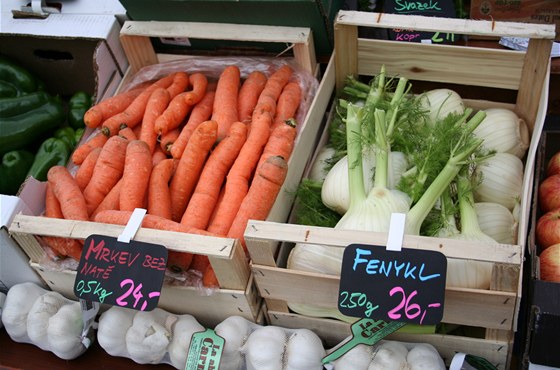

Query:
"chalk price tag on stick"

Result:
[[338, 243, 447, 325]]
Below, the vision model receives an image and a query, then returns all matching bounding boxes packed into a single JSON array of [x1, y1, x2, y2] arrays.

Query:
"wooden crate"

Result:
[[245, 10, 555, 369], [7, 20, 334, 328]]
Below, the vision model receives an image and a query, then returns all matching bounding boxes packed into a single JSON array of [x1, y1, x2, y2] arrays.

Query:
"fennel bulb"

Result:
[[420, 88, 465, 123], [473, 108, 529, 158]]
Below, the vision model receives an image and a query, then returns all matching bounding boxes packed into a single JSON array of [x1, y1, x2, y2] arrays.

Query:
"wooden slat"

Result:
[[356, 38, 526, 90], [335, 11, 556, 39], [252, 264, 516, 330], [334, 22, 358, 90], [119, 34, 157, 77]]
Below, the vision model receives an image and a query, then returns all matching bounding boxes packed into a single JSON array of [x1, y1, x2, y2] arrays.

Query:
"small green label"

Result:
[[185, 329, 224, 370]]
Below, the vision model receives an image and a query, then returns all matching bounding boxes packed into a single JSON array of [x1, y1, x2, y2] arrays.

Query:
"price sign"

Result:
[[73, 234, 168, 311], [338, 244, 446, 325]]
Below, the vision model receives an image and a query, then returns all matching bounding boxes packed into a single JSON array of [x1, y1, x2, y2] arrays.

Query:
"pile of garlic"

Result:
[[1, 282, 89, 360]]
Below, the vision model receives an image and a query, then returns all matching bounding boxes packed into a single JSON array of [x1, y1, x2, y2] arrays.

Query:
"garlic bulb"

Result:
[[26, 291, 68, 351], [97, 306, 135, 357], [242, 325, 287, 370], [474, 108, 529, 158], [125, 308, 175, 364], [420, 88, 465, 123], [474, 152, 524, 211], [332, 343, 372, 370], [475, 202, 517, 244], [2, 282, 49, 342], [407, 343, 446, 370], [47, 302, 86, 360], [284, 328, 326, 370], [168, 314, 205, 369], [368, 346, 408, 369], [214, 315, 255, 370], [0, 291, 6, 329]]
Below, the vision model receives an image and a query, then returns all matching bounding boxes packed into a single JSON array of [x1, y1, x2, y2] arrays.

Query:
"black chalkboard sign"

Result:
[[338, 244, 446, 325], [73, 234, 168, 311], [382, 0, 457, 44]]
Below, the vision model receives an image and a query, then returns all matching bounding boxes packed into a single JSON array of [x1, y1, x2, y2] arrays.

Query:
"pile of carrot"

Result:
[[42, 63, 303, 289]]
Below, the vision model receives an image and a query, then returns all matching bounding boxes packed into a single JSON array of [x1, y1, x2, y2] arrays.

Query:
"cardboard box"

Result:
[[0, 2, 128, 101], [525, 129, 560, 368], [470, 0, 560, 41], [245, 10, 555, 370], [117, 0, 345, 61], [8, 20, 333, 328]]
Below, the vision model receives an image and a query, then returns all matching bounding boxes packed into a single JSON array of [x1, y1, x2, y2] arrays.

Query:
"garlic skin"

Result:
[[474, 152, 524, 211], [420, 88, 465, 123], [97, 306, 135, 357], [332, 343, 372, 370], [168, 314, 205, 369], [2, 282, 49, 343], [474, 108, 529, 158], [26, 291, 68, 351], [125, 308, 175, 364], [406, 343, 446, 370], [475, 202, 518, 245], [214, 315, 254, 370], [284, 328, 326, 370], [47, 302, 86, 360], [0, 292, 6, 329], [241, 325, 287, 370]]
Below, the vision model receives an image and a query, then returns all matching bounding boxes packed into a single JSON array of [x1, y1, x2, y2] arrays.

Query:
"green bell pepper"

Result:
[[26, 137, 72, 182], [54, 126, 77, 149], [67, 91, 92, 130], [0, 149, 34, 195]]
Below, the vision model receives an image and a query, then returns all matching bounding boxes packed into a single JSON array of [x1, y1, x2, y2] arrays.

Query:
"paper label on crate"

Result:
[[338, 244, 446, 325], [185, 329, 224, 370], [383, 0, 459, 44], [73, 234, 167, 311], [322, 318, 406, 364]]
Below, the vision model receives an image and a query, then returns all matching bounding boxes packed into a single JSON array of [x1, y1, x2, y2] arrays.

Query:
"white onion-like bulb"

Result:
[[474, 202, 518, 245], [474, 108, 529, 158], [420, 88, 465, 123]]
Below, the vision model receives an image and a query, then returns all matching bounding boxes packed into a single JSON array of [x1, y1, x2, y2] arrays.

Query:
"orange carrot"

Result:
[[153, 91, 193, 136], [237, 70, 267, 123], [83, 135, 129, 215], [211, 65, 241, 141], [148, 158, 175, 219], [256, 64, 293, 115], [189, 254, 210, 275], [256, 118, 297, 170], [118, 126, 137, 141], [227, 155, 288, 253], [45, 182, 63, 218], [152, 145, 168, 167], [169, 90, 215, 159], [90, 179, 122, 220], [71, 131, 108, 165], [166, 71, 189, 98], [119, 140, 153, 212], [47, 166, 89, 221], [159, 127, 181, 155], [75, 147, 102, 191], [184, 72, 208, 105], [101, 73, 176, 137], [139, 88, 170, 153], [169, 120, 218, 222], [206, 110, 272, 236], [271, 81, 302, 131], [202, 264, 220, 288], [181, 121, 248, 229], [83, 86, 145, 129]]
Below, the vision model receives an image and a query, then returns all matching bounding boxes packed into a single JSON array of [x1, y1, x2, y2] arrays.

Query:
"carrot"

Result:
[[83, 86, 145, 129], [139, 88, 170, 153], [153, 91, 193, 136], [189, 254, 210, 274], [227, 155, 288, 253], [256, 64, 293, 115], [211, 65, 241, 141], [152, 145, 168, 167], [169, 120, 218, 222], [75, 147, 102, 191], [101, 73, 176, 137], [202, 264, 220, 288], [118, 126, 137, 141], [159, 127, 181, 155], [237, 70, 267, 123], [71, 131, 108, 165], [42, 183, 84, 259], [83, 135, 129, 215], [169, 90, 215, 159], [148, 158, 175, 219], [184, 72, 208, 105], [206, 110, 272, 236], [47, 166, 89, 221], [166, 71, 189, 98], [271, 81, 302, 131], [90, 179, 122, 220], [256, 118, 297, 171], [119, 140, 153, 212], [181, 121, 248, 229]]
